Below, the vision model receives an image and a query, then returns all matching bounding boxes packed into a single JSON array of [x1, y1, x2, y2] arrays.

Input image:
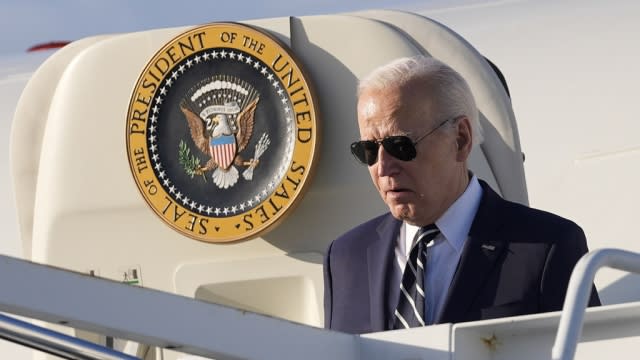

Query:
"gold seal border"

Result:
[[126, 22, 320, 243]]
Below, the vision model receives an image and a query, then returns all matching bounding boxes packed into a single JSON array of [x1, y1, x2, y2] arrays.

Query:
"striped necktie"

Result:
[[393, 224, 440, 329]]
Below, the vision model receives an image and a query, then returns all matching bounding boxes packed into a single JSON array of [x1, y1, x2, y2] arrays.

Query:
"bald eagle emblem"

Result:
[[178, 77, 270, 189]]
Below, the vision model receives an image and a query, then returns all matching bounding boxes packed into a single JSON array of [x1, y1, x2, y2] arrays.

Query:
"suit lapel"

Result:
[[437, 181, 508, 323], [367, 214, 401, 331]]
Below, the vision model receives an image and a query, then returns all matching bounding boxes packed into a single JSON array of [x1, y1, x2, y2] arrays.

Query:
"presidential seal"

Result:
[[126, 23, 319, 243]]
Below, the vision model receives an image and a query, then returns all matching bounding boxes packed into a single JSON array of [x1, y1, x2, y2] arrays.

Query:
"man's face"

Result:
[[356, 82, 470, 226]]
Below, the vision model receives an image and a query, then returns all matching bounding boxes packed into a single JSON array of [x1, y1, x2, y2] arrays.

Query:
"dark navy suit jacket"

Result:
[[323, 180, 600, 334]]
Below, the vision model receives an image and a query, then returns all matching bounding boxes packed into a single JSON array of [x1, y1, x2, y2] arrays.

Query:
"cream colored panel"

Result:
[[175, 252, 323, 326], [10, 35, 111, 259]]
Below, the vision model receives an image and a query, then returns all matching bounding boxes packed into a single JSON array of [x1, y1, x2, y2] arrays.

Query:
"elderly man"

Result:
[[323, 56, 600, 334]]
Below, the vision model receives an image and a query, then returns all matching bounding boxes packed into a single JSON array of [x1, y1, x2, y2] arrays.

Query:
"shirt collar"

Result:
[[436, 174, 483, 253], [404, 175, 483, 255]]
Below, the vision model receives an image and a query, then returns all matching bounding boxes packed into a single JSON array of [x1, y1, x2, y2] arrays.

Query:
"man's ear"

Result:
[[455, 117, 473, 162]]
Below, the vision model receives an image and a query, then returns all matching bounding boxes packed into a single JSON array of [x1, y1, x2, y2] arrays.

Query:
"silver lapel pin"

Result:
[[481, 244, 496, 251]]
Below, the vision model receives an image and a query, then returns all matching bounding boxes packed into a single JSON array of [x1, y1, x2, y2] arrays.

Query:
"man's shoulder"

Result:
[[491, 192, 584, 240], [507, 199, 578, 227]]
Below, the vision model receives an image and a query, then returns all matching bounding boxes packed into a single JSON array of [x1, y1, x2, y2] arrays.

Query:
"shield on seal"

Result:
[[210, 135, 237, 170]]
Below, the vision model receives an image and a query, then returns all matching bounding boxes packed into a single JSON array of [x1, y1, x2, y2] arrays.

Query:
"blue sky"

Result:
[[0, 0, 454, 55]]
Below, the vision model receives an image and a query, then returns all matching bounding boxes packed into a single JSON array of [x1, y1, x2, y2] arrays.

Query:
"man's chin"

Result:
[[389, 205, 417, 224]]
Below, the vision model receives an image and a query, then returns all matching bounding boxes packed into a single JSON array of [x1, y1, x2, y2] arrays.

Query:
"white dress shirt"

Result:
[[394, 175, 483, 324]]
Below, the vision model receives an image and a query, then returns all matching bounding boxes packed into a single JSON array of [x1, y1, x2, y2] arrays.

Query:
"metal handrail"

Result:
[[551, 248, 640, 360], [0, 313, 139, 360]]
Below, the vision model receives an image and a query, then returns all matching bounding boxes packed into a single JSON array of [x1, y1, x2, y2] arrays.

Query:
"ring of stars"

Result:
[[147, 48, 296, 218]]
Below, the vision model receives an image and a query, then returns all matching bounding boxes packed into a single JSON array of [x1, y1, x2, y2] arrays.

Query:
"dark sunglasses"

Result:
[[350, 116, 460, 166]]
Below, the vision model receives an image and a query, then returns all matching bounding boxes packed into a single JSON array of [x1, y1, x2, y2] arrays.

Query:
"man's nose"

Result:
[[376, 145, 399, 177]]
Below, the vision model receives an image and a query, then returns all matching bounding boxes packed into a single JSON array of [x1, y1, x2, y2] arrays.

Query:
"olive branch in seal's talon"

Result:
[[178, 140, 206, 182]]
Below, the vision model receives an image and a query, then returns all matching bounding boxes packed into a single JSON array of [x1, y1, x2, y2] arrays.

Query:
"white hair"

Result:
[[358, 56, 484, 146]]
